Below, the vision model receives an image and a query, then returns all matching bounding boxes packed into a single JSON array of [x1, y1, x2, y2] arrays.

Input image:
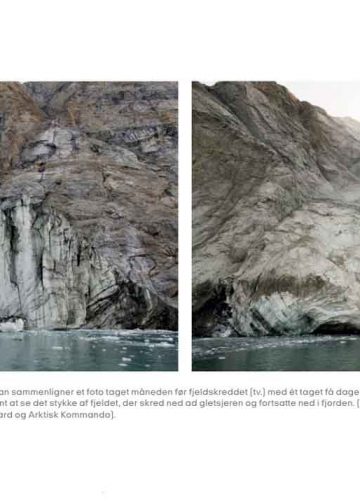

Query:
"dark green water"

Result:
[[192, 335, 360, 371], [0, 330, 177, 371]]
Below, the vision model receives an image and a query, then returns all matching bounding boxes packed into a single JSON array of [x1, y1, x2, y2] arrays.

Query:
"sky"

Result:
[[202, 81, 360, 122]]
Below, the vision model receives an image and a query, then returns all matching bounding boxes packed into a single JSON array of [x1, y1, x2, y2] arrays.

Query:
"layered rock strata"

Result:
[[0, 82, 177, 330], [193, 81, 360, 336]]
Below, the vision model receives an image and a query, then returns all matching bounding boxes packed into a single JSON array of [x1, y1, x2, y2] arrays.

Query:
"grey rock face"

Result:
[[0, 82, 177, 330], [193, 81, 360, 337]]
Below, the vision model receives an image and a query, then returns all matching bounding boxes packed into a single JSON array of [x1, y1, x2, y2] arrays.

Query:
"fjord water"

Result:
[[192, 335, 360, 371], [0, 330, 177, 371]]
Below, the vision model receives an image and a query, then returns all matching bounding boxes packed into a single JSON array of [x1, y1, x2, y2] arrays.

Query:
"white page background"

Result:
[[1, 1, 360, 502]]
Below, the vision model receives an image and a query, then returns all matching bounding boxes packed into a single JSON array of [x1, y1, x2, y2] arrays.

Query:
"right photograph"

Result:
[[192, 81, 360, 371]]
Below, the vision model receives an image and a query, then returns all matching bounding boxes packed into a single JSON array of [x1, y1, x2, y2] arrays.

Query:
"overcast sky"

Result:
[[202, 81, 360, 122]]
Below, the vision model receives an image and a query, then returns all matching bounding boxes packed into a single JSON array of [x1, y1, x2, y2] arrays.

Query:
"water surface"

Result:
[[193, 335, 360, 371], [0, 330, 178, 371]]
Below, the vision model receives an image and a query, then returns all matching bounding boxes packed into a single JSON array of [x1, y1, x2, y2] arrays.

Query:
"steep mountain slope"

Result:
[[193, 81, 360, 336], [0, 82, 177, 330]]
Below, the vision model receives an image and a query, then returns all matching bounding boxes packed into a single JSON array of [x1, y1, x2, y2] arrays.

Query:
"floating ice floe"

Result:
[[0, 318, 24, 332]]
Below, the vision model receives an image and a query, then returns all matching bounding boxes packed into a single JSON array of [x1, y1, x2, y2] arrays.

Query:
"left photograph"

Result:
[[0, 82, 178, 371]]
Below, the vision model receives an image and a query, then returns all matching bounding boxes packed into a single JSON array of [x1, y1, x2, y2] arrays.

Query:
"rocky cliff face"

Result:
[[193, 81, 360, 337], [0, 82, 177, 330]]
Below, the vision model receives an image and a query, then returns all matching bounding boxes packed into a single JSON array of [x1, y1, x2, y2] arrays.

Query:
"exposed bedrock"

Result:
[[193, 81, 360, 336], [0, 82, 177, 330], [0, 197, 175, 330]]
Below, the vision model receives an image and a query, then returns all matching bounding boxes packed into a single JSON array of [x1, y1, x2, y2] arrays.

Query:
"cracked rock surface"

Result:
[[193, 81, 360, 337], [0, 82, 177, 330]]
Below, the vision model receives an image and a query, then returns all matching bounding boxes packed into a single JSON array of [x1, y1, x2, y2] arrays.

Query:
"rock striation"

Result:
[[193, 81, 360, 337], [0, 82, 177, 330]]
